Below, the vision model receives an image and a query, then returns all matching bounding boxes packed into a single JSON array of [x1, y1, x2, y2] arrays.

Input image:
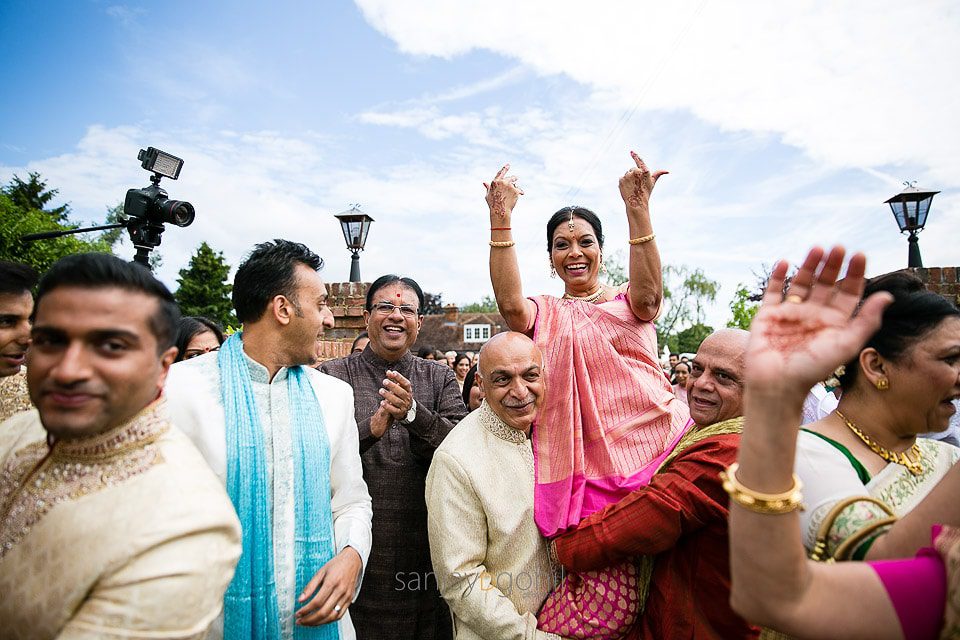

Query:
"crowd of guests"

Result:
[[1, 150, 958, 640]]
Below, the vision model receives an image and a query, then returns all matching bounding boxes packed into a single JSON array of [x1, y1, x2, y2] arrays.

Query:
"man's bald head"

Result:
[[477, 332, 545, 434], [687, 329, 750, 427]]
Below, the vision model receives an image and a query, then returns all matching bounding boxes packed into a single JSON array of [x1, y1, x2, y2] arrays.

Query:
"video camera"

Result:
[[21, 146, 196, 268], [121, 147, 196, 263]]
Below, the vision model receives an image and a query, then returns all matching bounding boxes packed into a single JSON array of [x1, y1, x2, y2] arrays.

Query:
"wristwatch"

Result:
[[400, 399, 418, 425]]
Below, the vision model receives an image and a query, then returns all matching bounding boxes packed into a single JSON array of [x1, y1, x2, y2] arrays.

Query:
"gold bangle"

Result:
[[489, 241, 516, 248], [720, 463, 804, 515], [628, 233, 656, 245]]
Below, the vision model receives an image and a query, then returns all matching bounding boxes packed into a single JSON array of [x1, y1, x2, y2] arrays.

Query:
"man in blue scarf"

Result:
[[166, 239, 373, 640]]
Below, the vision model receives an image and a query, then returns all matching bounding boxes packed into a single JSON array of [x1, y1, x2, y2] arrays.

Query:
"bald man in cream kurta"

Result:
[[426, 400, 562, 640]]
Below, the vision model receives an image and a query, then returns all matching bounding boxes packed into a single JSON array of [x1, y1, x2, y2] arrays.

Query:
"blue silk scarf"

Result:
[[220, 333, 340, 640]]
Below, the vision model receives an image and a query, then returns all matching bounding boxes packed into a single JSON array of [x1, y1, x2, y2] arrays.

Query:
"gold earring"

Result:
[[875, 377, 889, 391], [549, 257, 557, 278]]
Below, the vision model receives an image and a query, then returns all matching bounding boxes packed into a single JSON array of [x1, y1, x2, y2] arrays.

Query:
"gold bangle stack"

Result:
[[720, 463, 804, 514], [628, 233, 656, 245], [489, 240, 515, 248]]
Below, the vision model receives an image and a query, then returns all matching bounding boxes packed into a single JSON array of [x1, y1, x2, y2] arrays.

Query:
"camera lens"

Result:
[[160, 200, 195, 227]]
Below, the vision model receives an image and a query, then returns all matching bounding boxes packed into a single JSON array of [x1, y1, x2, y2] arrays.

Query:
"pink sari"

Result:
[[530, 295, 690, 538], [530, 295, 690, 639]]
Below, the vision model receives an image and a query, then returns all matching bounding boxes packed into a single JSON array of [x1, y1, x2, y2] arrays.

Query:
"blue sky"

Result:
[[2, 0, 958, 330]]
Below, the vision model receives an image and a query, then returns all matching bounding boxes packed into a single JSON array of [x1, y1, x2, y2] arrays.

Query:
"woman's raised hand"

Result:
[[745, 246, 892, 398], [619, 151, 668, 210], [484, 164, 523, 223]]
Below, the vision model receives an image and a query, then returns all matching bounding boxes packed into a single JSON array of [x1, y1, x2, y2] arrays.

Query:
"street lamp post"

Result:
[[884, 182, 939, 268], [334, 205, 374, 282]]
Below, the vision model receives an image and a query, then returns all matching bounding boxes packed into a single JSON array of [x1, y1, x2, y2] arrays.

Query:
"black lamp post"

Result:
[[884, 182, 939, 268], [334, 205, 374, 282]]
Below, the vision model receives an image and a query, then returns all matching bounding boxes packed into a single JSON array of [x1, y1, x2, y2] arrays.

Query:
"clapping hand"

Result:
[[619, 151, 667, 210], [484, 164, 523, 223], [379, 370, 414, 423], [745, 246, 893, 398]]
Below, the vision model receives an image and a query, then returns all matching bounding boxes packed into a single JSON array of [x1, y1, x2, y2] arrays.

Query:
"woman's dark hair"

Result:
[[365, 275, 425, 312], [546, 206, 604, 253], [462, 365, 478, 408], [351, 331, 369, 352], [453, 353, 471, 370], [233, 239, 323, 324], [174, 316, 225, 362], [417, 345, 435, 358], [837, 272, 959, 388]]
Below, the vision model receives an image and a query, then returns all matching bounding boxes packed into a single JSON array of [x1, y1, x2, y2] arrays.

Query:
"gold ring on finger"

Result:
[[785, 294, 803, 304]]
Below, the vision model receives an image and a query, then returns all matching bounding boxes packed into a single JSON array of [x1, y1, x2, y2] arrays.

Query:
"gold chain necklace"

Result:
[[562, 286, 605, 304], [835, 410, 924, 476]]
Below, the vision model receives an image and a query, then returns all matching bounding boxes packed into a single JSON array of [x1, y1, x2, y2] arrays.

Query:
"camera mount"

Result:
[[20, 147, 195, 269]]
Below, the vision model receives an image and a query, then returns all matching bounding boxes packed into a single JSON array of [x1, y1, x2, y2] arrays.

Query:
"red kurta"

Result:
[[553, 433, 759, 640]]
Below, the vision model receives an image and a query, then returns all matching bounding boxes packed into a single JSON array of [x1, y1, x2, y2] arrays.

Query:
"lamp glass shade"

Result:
[[334, 210, 375, 250], [885, 188, 938, 232]]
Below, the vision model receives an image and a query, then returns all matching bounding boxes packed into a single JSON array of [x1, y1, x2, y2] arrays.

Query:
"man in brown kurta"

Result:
[[321, 275, 467, 640]]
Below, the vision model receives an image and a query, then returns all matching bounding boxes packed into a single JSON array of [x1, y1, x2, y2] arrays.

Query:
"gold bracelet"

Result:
[[489, 241, 516, 248], [720, 463, 804, 514], [628, 233, 656, 245]]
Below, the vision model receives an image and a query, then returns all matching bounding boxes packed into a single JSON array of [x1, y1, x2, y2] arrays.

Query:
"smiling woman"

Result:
[[794, 270, 960, 565], [483, 153, 691, 638]]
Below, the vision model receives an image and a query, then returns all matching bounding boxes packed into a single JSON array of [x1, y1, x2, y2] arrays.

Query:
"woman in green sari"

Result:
[[795, 271, 960, 562]]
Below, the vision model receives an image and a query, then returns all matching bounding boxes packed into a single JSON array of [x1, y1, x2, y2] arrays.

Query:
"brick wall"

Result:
[[906, 266, 960, 306], [314, 281, 369, 362]]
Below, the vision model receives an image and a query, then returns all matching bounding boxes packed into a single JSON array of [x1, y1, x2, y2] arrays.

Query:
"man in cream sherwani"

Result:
[[426, 332, 561, 640]]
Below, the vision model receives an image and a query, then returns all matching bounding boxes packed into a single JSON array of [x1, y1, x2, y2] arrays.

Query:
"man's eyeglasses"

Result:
[[371, 302, 419, 318]]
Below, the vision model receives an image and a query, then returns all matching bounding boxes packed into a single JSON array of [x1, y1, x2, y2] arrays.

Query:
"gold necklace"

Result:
[[562, 286, 605, 304], [835, 410, 924, 476]]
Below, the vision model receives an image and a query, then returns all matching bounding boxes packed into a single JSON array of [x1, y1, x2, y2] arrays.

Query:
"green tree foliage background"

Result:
[[174, 242, 237, 329], [726, 284, 759, 330], [0, 175, 112, 274], [461, 295, 498, 313], [421, 292, 445, 315], [656, 265, 719, 354]]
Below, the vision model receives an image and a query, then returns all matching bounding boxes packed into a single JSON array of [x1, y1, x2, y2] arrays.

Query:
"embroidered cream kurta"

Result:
[[164, 350, 373, 640], [0, 401, 241, 640], [426, 402, 561, 640]]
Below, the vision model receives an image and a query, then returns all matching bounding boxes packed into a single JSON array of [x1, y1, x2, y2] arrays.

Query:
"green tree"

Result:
[[0, 191, 110, 275], [422, 292, 444, 315], [461, 295, 498, 313], [174, 242, 236, 328], [655, 265, 719, 349], [601, 249, 627, 286], [2, 172, 70, 222], [727, 284, 759, 330], [667, 322, 714, 355]]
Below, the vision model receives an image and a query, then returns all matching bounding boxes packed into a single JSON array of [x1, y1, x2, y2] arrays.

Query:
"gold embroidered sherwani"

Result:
[[0, 369, 31, 423], [425, 401, 561, 640], [0, 401, 242, 640]]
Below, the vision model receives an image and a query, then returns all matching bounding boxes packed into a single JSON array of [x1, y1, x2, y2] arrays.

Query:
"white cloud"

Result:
[[355, 0, 960, 182]]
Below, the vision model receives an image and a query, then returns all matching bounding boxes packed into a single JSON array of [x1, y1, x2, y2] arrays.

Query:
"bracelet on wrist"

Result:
[[489, 241, 516, 248], [628, 233, 656, 245], [490, 227, 511, 231], [720, 463, 804, 515]]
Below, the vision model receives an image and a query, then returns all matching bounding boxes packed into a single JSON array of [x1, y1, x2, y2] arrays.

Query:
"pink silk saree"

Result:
[[530, 294, 691, 538]]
